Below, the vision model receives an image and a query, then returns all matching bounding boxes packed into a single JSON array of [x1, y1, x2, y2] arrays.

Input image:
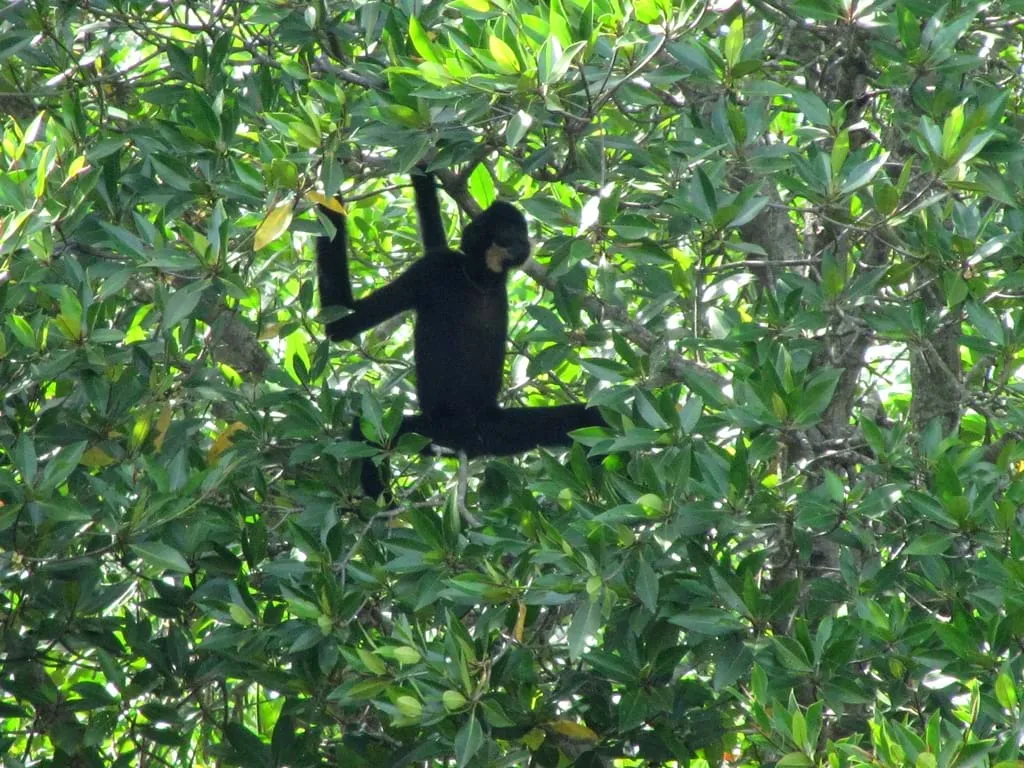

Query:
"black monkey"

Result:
[[317, 168, 605, 498]]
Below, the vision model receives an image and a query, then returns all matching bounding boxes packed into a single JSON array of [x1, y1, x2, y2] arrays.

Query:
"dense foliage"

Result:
[[3, 0, 1024, 765]]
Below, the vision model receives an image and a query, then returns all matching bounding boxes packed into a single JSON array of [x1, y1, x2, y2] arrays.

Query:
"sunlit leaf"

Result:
[[488, 35, 520, 73], [305, 191, 345, 213], [409, 16, 441, 63], [254, 201, 293, 250]]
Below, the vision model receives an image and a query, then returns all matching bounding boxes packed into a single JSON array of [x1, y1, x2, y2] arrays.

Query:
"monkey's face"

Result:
[[485, 240, 529, 272], [482, 202, 530, 273]]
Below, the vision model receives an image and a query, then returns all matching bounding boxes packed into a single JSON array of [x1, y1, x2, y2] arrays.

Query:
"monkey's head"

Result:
[[461, 201, 530, 273]]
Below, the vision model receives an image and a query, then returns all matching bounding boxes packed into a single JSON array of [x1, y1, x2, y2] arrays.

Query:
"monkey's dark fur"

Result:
[[317, 168, 604, 498]]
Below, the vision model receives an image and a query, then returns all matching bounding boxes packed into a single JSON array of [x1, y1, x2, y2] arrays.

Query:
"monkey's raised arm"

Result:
[[317, 201, 422, 342], [324, 262, 423, 342], [411, 169, 447, 254], [316, 204, 354, 310]]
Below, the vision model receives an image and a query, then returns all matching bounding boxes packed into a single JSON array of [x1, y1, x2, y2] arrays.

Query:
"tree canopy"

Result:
[[3, 0, 1024, 766]]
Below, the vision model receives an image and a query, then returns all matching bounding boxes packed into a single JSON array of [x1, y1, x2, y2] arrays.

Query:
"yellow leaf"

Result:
[[62, 155, 90, 187], [129, 414, 151, 452], [305, 192, 345, 213], [254, 202, 293, 250], [152, 405, 172, 451], [258, 322, 283, 341], [208, 422, 248, 463], [546, 720, 599, 743], [81, 446, 117, 469], [771, 392, 787, 420], [513, 600, 526, 642], [489, 35, 520, 73], [34, 143, 52, 198], [522, 727, 545, 750]]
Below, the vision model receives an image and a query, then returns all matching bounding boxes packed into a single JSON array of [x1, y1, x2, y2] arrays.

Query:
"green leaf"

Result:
[[727, 194, 769, 228], [384, 103, 422, 127], [821, 251, 845, 299], [151, 156, 197, 191], [635, 554, 658, 613], [964, 301, 1005, 345], [14, 433, 38, 485], [395, 695, 423, 720], [161, 280, 209, 332], [443, 690, 468, 711], [897, 4, 921, 49], [839, 151, 889, 195], [455, 710, 484, 767], [776, 754, 814, 767], [130, 541, 192, 574], [830, 129, 849, 177], [792, 368, 842, 426], [771, 637, 812, 672], [567, 598, 602, 661], [854, 597, 890, 632], [506, 110, 533, 147], [710, 568, 751, 619], [392, 646, 421, 665], [38, 441, 87, 494], [668, 609, 747, 636], [467, 163, 496, 208], [941, 104, 964, 159], [724, 15, 744, 69], [6, 314, 38, 351], [905, 533, 953, 556], [751, 664, 768, 703], [409, 16, 441, 64], [791, 709, 807, 750], [791, 89, 830, 127], [86, 137, 127, 162], [542, 39, 584, 85], [994, 671, 1017, 710], [876, 182, 900, 214]]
